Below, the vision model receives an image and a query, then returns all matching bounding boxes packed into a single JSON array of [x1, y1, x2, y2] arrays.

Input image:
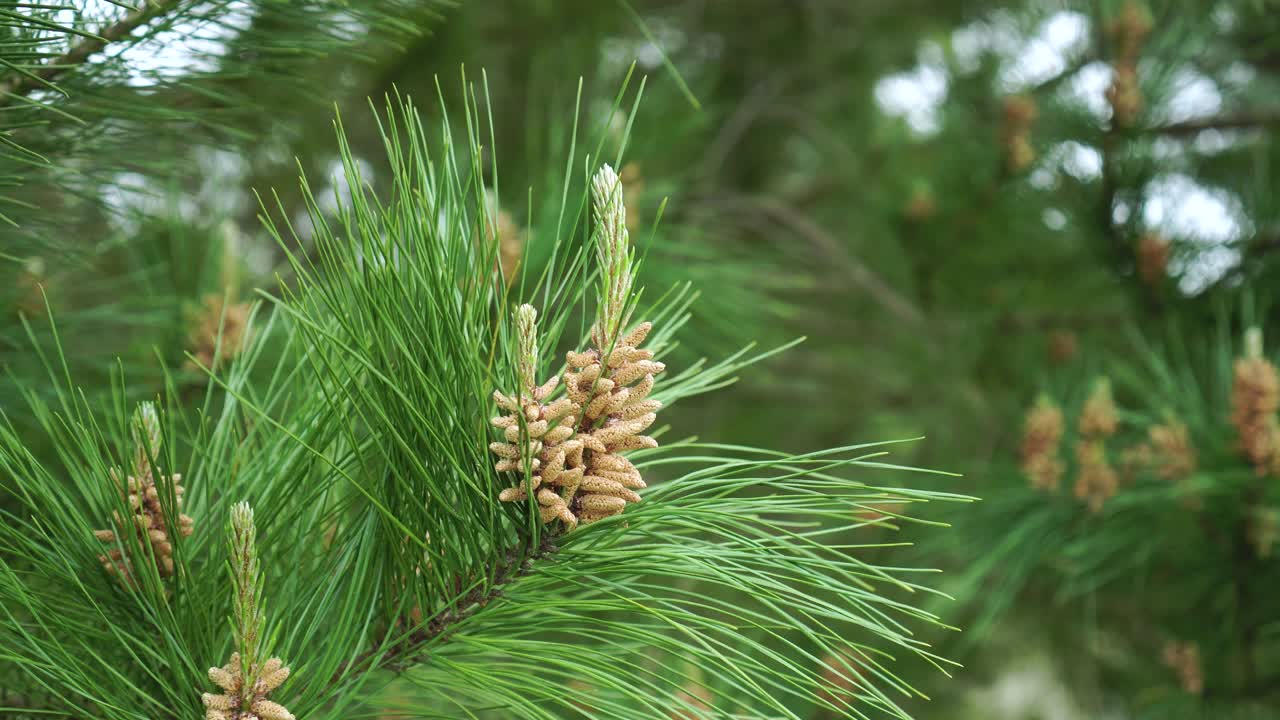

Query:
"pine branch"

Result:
[[0, 82, 967, 720], [0, 0, 440, 238], [330, 533, 560, 685], [0, 1, 180, 105]]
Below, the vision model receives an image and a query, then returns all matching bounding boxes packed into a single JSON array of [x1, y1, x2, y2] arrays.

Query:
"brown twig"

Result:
[[1141, 111, 1280, 137], [699, 74, 789, 179], [1028, 54, 1094, 97], [700, 191, 926, 327]]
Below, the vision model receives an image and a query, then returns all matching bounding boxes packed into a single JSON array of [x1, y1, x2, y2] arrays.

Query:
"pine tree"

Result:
[[11, 1, 1275, 717], [0, 34, 971, 711], [871, 1, 1280, 715], [950, 314, 1280, 718]]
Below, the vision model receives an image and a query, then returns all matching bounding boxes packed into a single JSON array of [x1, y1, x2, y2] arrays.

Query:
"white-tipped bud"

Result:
[[131, 401, 162, 454], [591, 164, 633, 348], [228, 501, 264, 677], [1246, 327, 1264, 360], [516, 304, 539, 392], [592, 164, 626, 235]]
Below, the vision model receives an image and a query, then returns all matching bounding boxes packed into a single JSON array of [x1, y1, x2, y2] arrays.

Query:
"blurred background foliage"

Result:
[[4, 0, 1280, 718]]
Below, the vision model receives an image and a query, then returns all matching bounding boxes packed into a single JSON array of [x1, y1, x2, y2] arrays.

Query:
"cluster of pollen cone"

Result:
[[89, 410, 293, 718], [491, 313, 663, 528], [489, 164, 662, 528], [1019, 380, 1123, 512], [94, 403, 194, 585], [1073, 379, 1120, 512], [202, 653, 294, 720], [1021, 327, 1280, 516], [1232, 328, 1280, 476]]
